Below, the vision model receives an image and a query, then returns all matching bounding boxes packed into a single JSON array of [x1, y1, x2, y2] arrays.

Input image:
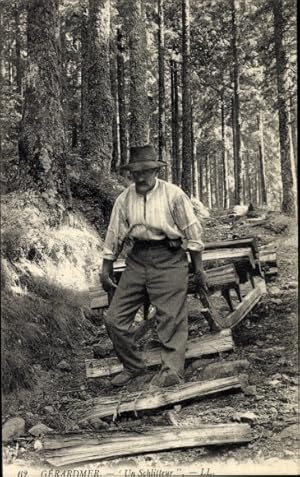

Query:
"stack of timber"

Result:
[[70, 376, 242, 422], [86, 278, 266, 379], [89, 237, 261, 311], [42, 424, 253, 467], [86, 329, 234, 378], [90, 262, 242, 311]]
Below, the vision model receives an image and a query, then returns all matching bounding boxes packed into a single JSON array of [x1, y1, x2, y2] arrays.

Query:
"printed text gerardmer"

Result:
[[40, 470, 174, 477]]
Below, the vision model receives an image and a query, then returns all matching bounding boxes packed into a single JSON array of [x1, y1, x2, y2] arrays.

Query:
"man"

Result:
[[100, 144, 207, 387]]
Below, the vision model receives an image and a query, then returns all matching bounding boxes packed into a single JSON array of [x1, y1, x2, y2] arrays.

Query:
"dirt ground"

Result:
[[2, 213, 299, 476]]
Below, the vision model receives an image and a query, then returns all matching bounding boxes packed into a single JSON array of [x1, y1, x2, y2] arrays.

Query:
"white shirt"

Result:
[[103, 178, 204, 261]]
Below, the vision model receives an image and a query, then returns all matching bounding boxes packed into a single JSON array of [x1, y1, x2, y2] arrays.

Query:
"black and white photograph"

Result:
[[1, 0, 298, 476]]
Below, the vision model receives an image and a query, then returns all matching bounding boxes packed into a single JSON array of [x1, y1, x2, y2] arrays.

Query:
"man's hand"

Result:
[[189, 250, 209, 293], [194, 268, 209, 293], [100, 259, 117, 293]]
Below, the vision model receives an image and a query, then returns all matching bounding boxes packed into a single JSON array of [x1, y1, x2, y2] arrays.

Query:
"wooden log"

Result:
[[85, 330, 233, 378], [222, 278, 267, 329], [246, 217, 267, 226], [43, 423, 253, 466], [73, 376, 242, 422]]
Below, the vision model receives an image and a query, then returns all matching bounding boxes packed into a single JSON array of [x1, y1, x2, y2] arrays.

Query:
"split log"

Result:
[[198, 360, 250, 381], [204, 237, 258, 258], [258, 250, 277, 270], [258, 249, 278, 280], [43, 423, 253, 466], [221, 278, 267, 329], [85, 330, 233, 378], [200, 248, 256, 269], [246, 217, 267, 226], [71, 376, 242, 422]]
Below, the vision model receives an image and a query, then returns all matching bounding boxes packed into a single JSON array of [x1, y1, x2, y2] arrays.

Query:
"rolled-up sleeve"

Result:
[[103, 195, 128, 261], [172, 194, 204, 251]]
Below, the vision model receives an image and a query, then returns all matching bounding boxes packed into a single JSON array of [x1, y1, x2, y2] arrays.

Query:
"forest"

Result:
[[0, 0, 297, 213], [1, 0, 298, 474]]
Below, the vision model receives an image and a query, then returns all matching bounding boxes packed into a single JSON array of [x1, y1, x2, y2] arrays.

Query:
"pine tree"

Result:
[[127, 0, 150, 146], [18, 0, 71, 205], [81, 0, 113, 173], [271, 0, 297, 215], [181, 0, 192, 196]]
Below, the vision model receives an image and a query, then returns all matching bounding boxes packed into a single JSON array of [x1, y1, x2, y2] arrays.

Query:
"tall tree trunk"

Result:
[[171, 59, 180, 185], [18, 0, 71, 205], [116, 29, 127, 169], [289, 97, 297, 173], [214, 154, 219, 208], [257, 111, 267, 205], [199, 151, 204, 202], [230, 0, 242, 205], [60, 18, 70, 146], [231, 97, 237, 198], [271, 0, 297, 216], [158, 0, 166, 170], [256, 168, 261, 206], [81, 6, 89, 157], [181, 0, 192, 196], [14, 3, 22, 99], [254, 168, 258, 206], [171, 60, 176, 184], [110, 41, 119, 173], [221, 92, 229, 208], [205, 154, 212, 209], [0, 9, 4, 160], [192, 136, 199, 199], [127, 0, 150, 146], [247, 153, 252, 203], [242, 159, 246, 204], [191, 102, 198, 198], [82, 0, 113, 173]]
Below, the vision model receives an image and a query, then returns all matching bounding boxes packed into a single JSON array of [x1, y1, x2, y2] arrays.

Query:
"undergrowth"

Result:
[[1, 276, 95, 394], [70, 170, 127, 236]]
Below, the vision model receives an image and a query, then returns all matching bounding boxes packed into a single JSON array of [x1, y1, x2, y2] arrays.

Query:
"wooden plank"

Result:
[[43, 424, 253, 466], [222, 278, 267, 329], [201, 248, 255, 268], [204, 237, 259, 257], [85, 330, 233, 378], [71, 376, 242, 422]]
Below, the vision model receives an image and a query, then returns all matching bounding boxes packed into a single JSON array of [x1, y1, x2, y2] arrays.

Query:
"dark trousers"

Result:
[[104, 243, 189, 378]]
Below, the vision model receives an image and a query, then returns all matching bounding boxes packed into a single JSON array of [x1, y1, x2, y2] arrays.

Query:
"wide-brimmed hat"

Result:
[[121, 145, 167, 171]]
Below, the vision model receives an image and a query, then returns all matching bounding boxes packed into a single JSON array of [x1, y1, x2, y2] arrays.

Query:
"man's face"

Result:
[[131, 168, 158, 195]]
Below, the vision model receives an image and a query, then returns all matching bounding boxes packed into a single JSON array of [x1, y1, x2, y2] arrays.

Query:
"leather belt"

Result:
[[133, 238, 182, 249], [133, 238, 169, 248]]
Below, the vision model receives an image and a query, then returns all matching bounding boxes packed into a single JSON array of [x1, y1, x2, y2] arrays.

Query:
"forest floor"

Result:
[[2, 211, 299, 476]]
